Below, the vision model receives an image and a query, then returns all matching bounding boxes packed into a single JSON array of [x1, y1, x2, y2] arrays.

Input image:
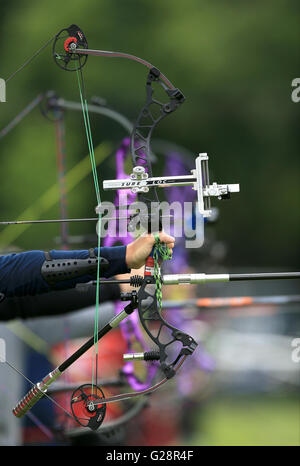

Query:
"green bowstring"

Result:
[[153, 233, 172, 312], [76, 69, 101, 394]]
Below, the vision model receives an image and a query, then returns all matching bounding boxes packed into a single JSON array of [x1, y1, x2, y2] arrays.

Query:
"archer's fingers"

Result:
[[158, 231, 175, 245]]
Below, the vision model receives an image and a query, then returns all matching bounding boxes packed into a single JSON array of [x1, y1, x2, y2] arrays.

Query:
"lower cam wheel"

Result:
[[71, 384, 106, 431]]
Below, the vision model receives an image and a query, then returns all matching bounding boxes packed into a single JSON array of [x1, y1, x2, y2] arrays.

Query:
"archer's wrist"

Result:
[[95, 246, 131, 276]]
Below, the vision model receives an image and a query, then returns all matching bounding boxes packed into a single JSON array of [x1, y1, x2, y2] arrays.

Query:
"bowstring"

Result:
[[75, 64, 102, 396]]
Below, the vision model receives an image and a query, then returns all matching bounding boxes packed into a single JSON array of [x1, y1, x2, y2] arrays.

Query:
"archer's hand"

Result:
[[125, 232, 175, 269]]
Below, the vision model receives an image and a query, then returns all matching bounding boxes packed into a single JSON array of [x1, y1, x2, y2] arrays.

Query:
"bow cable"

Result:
[[6, 35, 56, 83]]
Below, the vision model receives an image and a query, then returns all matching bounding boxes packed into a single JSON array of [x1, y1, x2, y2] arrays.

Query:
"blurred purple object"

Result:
[[103, 138, 158, 391]]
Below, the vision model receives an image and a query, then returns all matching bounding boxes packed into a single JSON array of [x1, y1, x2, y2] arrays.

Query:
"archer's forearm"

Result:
[[0, 246, 130, 298]]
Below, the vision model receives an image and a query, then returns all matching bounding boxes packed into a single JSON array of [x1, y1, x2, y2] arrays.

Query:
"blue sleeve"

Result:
[[0, 246, 130, 298]]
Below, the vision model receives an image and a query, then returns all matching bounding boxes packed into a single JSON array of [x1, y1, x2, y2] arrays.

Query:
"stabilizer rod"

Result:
[[162, 272, 300, 285], [12, 300, 137, 418]]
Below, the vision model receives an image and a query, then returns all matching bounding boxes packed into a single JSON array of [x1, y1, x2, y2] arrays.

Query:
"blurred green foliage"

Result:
[[0, 0, 299, 266]]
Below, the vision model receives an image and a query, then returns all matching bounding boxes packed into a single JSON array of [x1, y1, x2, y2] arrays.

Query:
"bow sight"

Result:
[[103, 152, 240, 219]]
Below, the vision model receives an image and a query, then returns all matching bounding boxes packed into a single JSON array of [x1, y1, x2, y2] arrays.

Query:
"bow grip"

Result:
[[12, 368, 61, 418], [144, 244, 165, 277], [144, 249, 155, 277]]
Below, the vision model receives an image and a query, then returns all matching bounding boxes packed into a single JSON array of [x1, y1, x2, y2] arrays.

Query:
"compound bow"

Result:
[[9, 24, 300, 432], [11, 23, 199, 429]]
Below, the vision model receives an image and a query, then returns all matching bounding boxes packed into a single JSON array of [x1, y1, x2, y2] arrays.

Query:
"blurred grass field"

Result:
[[188, 394, 300, 446]]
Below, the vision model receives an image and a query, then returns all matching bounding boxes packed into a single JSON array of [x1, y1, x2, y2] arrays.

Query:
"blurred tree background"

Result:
[[0, 1, 299, 447], [0, 0, 299, 267]]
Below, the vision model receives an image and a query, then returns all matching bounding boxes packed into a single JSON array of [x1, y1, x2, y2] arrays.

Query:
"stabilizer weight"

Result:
[[12, 368, 61, 418]]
